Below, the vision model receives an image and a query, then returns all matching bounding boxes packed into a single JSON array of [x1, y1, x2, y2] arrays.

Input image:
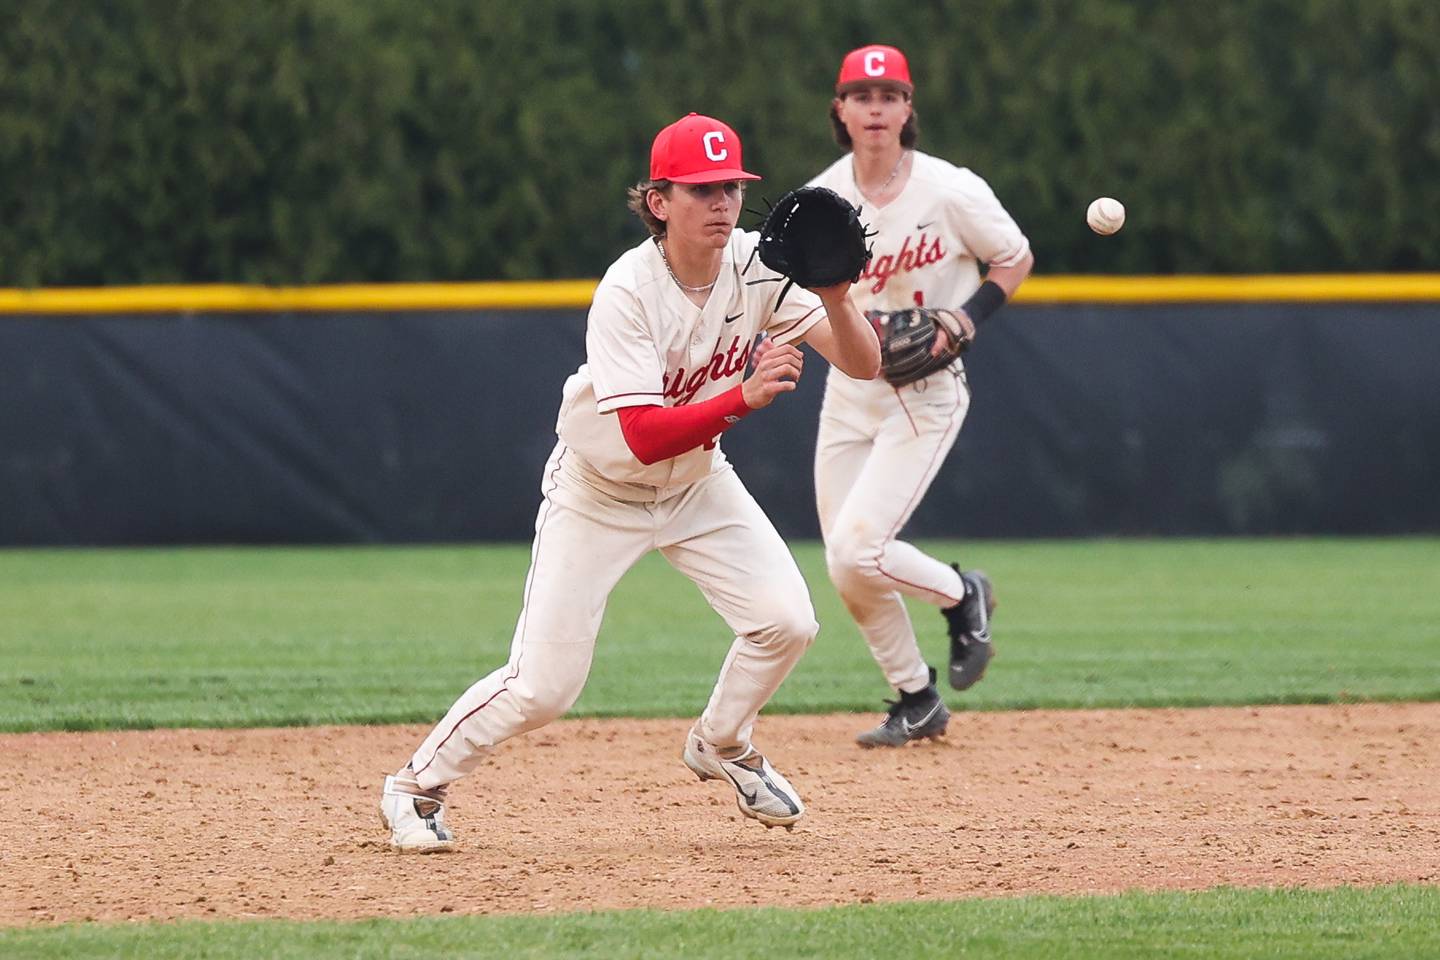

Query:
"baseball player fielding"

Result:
[[379, 111, 881, 850]]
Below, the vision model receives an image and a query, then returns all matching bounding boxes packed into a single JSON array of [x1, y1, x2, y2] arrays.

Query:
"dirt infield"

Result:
[[3, 703, 1437, 926]]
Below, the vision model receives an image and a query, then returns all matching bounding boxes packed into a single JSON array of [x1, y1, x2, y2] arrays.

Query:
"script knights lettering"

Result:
[[862, 232, 946, 294], [663, 335, 753, 406]]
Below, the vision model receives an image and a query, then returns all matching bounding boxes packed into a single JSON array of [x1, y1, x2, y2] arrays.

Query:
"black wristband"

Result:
[[961, 280, 1007, 325]]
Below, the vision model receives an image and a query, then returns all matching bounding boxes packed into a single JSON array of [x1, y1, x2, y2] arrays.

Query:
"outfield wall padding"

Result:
[[2, 305, 1437, 544]]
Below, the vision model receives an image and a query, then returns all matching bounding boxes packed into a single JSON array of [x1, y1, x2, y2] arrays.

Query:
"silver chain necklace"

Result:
[[655, 237, 717, 293], [858, 149, 909, 198]]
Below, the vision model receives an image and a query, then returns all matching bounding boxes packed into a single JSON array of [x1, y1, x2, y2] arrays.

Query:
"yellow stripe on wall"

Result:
[[2, 275, 1440, 314], [0, 280, 602, 314]]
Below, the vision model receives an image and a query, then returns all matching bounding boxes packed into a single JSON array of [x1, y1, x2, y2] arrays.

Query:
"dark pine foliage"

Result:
[[1, 0, 1436, 285]]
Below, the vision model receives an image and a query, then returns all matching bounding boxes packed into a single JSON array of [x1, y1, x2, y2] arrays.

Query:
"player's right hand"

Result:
[[932, 309, 976, 356], [742, 337, 804, 409]]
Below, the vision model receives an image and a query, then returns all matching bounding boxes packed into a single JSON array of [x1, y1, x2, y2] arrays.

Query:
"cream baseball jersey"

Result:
[[808, 151, 1030, 314], [556, 229, 824, 496]]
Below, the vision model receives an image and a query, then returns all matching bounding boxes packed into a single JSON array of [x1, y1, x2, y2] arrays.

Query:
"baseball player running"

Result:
[[806, 45, 1034, 747], [380, 113, 880, 851]]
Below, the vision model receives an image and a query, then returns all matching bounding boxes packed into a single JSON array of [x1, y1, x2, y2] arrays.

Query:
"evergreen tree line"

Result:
[[2, 0, 1436, 286]]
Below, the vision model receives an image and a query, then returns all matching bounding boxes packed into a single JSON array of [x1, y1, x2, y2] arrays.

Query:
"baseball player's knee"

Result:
[[744, 594, 818, 653], [754, 614, 818, 655], [825, 533, 885, 597], [507, 673, 585, 726], [784, 609, 821, 650]]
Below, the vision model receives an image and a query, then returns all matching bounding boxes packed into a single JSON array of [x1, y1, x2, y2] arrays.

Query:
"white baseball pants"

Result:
[[814, 366, 970, 694], [410, 443, 817, 788]]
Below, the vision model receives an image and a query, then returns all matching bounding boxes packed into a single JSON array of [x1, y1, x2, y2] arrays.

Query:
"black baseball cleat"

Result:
[[855, 668, 950, 748], [943, 566, 996, 691]]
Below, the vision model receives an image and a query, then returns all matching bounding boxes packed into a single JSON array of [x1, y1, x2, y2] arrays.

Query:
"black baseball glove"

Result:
[[755, 186, 872, 296], [874, 308, 971, 386]]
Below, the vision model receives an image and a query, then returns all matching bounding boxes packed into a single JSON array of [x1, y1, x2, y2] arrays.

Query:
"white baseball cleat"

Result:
[[682, 727, 805, 829], [380, 774, 457, 853]]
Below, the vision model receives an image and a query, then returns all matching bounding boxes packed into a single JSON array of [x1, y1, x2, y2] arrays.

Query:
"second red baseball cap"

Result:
[[650, 113, 762, 184], [836, 44, 913, 94]]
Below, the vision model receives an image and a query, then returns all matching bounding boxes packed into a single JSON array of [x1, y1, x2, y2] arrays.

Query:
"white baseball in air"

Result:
[[1087, 197, 1125, 235]]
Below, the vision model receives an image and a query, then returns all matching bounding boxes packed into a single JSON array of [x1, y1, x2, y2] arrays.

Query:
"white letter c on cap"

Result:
[[864, 51, 886, 76], [702, 132, 728, 162]]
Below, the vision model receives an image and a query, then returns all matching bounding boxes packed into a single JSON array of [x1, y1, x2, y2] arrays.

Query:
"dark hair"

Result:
[[626, 179, 673, 237], [829, 99, 920, 150]]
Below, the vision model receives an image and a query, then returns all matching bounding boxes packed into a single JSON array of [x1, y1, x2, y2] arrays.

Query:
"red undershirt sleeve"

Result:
[[616, 384, 754, 465]]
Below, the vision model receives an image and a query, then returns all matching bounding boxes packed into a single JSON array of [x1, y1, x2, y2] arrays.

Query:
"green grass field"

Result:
[[3, 538, 1437, 958], [3, 885, 1437, 959], [2, 539, 1437, 731]]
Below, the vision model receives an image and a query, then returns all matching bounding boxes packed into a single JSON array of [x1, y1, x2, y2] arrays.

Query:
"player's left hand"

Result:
[[808, 279, 854, 300], [756, 186, 872, 292]]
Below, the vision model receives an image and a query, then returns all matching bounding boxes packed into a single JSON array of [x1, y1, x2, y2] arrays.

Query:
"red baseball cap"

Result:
[[836, 44, 913, 94], [649, 113, 761, 184]]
